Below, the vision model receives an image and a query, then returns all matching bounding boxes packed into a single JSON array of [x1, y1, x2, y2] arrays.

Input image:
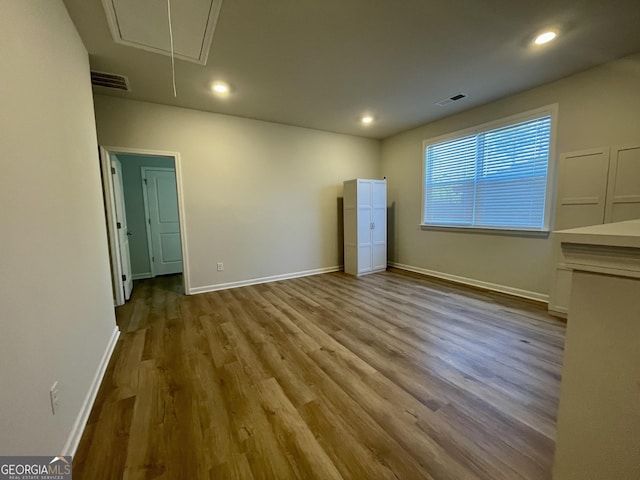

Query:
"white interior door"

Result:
[[111, 156, 133, 300], [143, 168, 183, 276]]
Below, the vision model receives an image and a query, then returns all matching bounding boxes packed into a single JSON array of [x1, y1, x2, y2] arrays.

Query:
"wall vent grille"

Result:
[[90, 71, 130, 91]]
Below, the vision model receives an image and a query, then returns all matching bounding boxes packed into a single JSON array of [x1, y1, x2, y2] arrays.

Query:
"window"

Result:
[[422, 106, 556, 232]]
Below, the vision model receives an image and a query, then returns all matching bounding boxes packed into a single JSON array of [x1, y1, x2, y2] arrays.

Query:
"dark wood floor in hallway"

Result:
[[73, 269, 566, 480]]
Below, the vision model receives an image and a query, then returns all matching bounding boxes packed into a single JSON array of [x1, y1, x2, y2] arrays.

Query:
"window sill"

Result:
[[419, 224, 550, 238]]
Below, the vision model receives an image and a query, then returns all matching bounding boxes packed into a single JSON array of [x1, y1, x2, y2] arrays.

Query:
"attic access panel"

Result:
[[102, 0, 222, 65]]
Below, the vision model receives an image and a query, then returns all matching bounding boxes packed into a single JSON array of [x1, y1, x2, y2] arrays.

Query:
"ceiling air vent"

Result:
[[90, 71, 130, 92], [435, 93, 467, 107]]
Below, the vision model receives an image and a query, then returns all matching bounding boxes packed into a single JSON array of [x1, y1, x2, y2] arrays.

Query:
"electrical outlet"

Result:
[[50, 381, 60, 415], [217, 262, 224, 272]]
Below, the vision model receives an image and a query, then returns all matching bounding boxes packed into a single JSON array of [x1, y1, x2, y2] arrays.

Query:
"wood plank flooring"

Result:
[[73, 269, 566, 480]]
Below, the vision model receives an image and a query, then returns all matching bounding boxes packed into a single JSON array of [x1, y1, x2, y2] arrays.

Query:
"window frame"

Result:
[[420, 104, 558, 235]]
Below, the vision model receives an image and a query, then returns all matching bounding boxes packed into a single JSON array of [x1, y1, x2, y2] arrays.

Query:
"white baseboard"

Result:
[[132, 272, 152, 280], [389, 262, 549, 304], [548, 309, 568, 319], [62, 325, 120, 457], [189, 265, 342, 295]]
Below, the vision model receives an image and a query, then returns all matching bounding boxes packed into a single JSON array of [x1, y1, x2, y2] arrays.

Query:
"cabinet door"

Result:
[[605, 145, 640, 223], [555, 148, 610, 230], [371, 181, 387, 270], [357, 181, 373, 273], [550, 148, 609, 315]]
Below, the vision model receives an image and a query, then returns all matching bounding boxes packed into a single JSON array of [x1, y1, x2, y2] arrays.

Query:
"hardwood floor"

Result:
[[73, 269, 566, 480]]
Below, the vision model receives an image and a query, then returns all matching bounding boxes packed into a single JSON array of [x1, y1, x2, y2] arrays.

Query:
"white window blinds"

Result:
[[423, 114, 552, 230]]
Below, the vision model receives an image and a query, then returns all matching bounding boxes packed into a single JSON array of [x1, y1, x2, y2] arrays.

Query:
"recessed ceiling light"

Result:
[[361, 115, 374, 125], [212, 82, 229, 94], [534, 30, 557, 45]]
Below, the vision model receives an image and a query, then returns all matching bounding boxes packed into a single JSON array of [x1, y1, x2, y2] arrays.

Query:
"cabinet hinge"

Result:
[[111, 167, 116, 174], [117, 222, 122, 229], [122, 274, 127, 281]]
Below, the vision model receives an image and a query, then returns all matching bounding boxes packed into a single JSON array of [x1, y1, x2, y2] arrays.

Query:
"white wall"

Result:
[[94, 96, 381, 292], [118, 154, 176, 278], [0, 1, 117, 454], [381, 53, 640, 299]]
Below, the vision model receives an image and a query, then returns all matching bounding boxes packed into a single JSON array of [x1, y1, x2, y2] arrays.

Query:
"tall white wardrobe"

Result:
[[343, 178, 387, 275]]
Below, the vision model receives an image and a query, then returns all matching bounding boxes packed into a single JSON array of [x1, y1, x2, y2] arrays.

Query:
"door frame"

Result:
[[141, 166, 180, 278], [99, 146, 191, 304]]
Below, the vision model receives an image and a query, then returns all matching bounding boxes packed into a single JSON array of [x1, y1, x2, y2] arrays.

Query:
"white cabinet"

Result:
[[554, 148, 610, 230], [343, 179, 387, 275], [604, 145, 640, 222], [553, 220, 640, 480], [549, 144, 640, 315]]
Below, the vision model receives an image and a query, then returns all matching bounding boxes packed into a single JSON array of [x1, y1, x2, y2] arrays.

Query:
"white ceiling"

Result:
[[63, 0, 640, 139]]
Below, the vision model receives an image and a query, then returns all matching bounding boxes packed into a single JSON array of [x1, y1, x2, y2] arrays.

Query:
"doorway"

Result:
[[100, 146, 190, 306]]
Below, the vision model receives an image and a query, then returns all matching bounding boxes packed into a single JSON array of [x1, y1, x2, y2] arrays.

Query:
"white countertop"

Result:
[[554, 219, 640, 249]]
